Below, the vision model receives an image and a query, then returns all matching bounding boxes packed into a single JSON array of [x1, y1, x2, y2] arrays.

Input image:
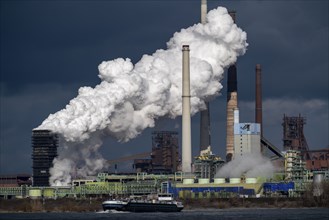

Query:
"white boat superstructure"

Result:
[[102, 199, 128, 211]]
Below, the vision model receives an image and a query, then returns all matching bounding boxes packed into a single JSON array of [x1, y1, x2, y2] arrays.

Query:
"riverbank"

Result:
[[0, 197, 328, 213]]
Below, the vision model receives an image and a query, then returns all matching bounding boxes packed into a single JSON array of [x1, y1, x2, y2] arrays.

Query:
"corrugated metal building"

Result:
[[234, 123, 261, 158]]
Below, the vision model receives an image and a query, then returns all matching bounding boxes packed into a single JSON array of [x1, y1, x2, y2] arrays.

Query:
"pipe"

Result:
[[182, 45, 192, 173]]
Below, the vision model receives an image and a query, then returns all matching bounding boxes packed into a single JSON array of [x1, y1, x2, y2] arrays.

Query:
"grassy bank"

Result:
[[181, 197, 329, 209], [0, 198, 103, 212], [0, 196, 328, 213]]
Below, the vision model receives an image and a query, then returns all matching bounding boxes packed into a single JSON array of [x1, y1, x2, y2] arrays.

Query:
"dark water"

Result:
[[1, 208, 328, 220]]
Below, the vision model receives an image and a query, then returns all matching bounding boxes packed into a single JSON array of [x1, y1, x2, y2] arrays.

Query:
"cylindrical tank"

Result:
[[29, 189, 42, 199], [43, 188, 55, 198], [313, 172, 324, 196], [183, 178, 194, 184], [198, 178, 210, 184], [214, 178, 225, 184], [314, 173, 324, 183], [245, 177, 257, 184], [229, 178, 241, 184]]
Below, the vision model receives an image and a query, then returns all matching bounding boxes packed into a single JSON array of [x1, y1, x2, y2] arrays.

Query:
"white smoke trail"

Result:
[[37, 7, 248, 186], [215, 152, 276, 178]]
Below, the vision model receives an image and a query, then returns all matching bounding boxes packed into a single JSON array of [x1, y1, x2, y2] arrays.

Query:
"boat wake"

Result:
[[109, 210, 130, 214], [96, 209, 130, 214], [96, 210, 110, 213]]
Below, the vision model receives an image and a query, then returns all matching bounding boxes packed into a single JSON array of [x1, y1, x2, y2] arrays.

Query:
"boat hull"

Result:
[[117, 202, 183, 212], [102, 201, 127, 211]]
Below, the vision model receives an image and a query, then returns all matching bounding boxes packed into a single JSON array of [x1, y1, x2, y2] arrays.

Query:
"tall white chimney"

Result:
[[201, 0, 207, 24], [182, 45, 192, 173]]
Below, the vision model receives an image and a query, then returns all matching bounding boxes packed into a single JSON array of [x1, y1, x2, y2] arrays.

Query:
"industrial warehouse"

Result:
[[0, 0, 328, 208]]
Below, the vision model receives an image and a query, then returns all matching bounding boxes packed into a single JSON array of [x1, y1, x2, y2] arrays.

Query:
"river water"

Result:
[[1, 208, 328, 220]]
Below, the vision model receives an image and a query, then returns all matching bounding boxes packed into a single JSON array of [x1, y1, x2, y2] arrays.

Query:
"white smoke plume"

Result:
[[215, 152, 276, 178], [37, 7, 248, 186]]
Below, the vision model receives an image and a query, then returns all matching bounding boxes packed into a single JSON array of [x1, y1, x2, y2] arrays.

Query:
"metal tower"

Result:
[[282, 114, 310, 159]]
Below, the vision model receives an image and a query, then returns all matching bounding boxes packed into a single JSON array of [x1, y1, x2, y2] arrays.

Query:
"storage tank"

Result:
[[43, 188, 55, 198], [313, 172, 324, 196], [229, 178, 241, 184], [183, 178, 194, 184], [214, 178, 225, 184], [245, 177, 257, 184], [198, 178, 210, 184], [29, 189, 42, 199]]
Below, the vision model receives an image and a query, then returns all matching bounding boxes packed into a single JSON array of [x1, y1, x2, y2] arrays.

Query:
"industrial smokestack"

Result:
[[199, 103, 211, 152], [182, 45, 192, 173], [201, 0, 207, 24], [229, 10, 236, 23], [226, 10, 238, 162], [226, 65, 238, 162], [199, 0, 211, 153], [255, 64, 262, 135], [255, 64, 263, 154]]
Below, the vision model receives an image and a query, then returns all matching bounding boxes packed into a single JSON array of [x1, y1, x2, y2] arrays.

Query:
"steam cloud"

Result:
[[215, 152, 276, 178], [36, 7, 248, 186]]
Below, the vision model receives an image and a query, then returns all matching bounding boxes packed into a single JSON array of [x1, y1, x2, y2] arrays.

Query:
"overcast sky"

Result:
[[1, 0, 328, 174]]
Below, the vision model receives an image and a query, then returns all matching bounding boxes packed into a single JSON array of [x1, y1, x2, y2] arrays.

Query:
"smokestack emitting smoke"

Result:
[[182, 45, 192, 173], [201, 0, 207, 24], [199, 0, 211, 153], [37, 7, 248, 186], [225, 11, 238, 162]]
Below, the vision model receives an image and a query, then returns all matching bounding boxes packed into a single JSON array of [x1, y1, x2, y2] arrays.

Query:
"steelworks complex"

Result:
[[1, 1, 328, 201]]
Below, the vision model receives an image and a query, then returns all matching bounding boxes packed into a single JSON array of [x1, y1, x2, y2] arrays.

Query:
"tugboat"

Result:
[[102, 193, 184, 212]]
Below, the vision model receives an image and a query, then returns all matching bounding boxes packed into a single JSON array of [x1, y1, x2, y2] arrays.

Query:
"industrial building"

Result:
[[194, 147, 224, 179], [233, 123, 261, 158], [282, 114, 309, 154], [31, 129, 58, 187], [133, 131, 179, 174], [282, 114, 329, 171], [305, 149, 329, 171], [0, 174, 31, 187]]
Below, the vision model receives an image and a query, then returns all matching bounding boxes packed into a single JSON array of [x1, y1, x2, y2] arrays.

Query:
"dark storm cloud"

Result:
[[0, 0, 328, 174], [222, 1, 329, 101], [0, 1, 198, 93], [1, 1, 200, 93]]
